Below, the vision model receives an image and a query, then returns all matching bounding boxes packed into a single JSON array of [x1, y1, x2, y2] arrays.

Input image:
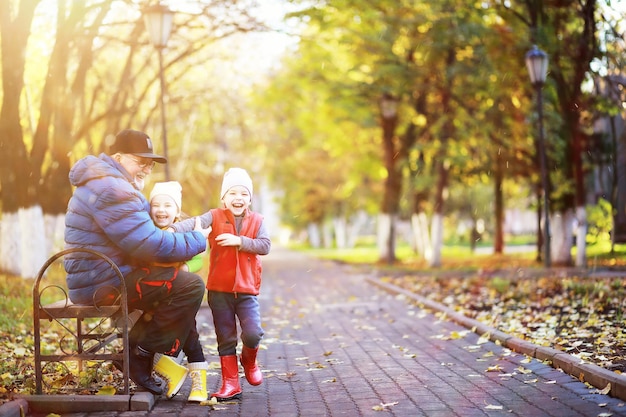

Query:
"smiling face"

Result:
[[221, 185, 251, 216], [116, 153, 156, 191], [150, 194, 180, 228]]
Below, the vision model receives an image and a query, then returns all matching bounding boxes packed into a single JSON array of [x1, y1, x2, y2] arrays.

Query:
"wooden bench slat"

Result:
[[39, 300, 121, 319]]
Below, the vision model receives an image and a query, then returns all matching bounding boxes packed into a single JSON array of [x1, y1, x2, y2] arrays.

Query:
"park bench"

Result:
[[32, 248, 137, 395]]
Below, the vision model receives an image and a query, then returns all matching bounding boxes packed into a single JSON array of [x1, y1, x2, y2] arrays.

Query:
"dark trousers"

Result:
[[208, 291, 264, 356], [125, 266, 205, 356]]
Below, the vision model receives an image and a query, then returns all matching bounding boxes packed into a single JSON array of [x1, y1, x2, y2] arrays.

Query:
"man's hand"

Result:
[[194, 217, 212, 240], [215, 233, 242, 247]]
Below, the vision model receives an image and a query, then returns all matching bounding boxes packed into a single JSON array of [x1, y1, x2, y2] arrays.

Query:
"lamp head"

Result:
[[525, 45, 549, 86]]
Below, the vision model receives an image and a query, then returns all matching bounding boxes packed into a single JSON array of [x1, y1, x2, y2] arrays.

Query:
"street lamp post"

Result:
[[379, 92, 399, 265], [144, 3, 173, 180], [525, 45, 551, 267]]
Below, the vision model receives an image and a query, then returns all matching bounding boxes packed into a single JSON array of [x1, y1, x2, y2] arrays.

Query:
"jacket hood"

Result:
[[69, 154, 129, 188]]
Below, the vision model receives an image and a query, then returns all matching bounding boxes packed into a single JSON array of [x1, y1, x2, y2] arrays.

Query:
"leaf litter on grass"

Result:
[[386, 272, 626, 374]]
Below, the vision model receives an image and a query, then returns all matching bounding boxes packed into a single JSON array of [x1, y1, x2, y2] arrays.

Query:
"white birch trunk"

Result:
[[429, 213, 444, 267], [551, 209, 574, 266], [0, 212, 21, 275], [307, 222, 321, 248], [322, 221, 333, 248], [0, 206, 47, 278], [20, 206, 48, 279], [333, 216, 347, 249], [44, 213, 66, 256], [575, 205, 587, 267], [346, 210, 367, 249], [377, 213, 391, 260], [411, 212, 431, 260]]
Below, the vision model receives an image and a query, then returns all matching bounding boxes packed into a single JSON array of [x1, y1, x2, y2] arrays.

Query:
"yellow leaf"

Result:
[[600, 383, 611, 395], [477, 332, 490, 344], [449, 331, 463, 340], [200, 397, 219, 406], [96, 386, 116, 395]]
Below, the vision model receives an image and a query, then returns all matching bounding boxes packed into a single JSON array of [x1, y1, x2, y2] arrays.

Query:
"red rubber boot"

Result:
[[211, 355, 242, 401], [240, 346, 263, 386]]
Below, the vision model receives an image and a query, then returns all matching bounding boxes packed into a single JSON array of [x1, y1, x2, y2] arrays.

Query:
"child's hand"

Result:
[[194, 217, 212, 239], [215, 233, 242, 247]]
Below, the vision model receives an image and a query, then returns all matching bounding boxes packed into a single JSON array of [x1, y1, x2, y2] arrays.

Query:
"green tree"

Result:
[[0, 0, 269, 277]]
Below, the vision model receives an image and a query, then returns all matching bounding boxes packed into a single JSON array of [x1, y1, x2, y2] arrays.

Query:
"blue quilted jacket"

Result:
[[64, 153, 207, 304]]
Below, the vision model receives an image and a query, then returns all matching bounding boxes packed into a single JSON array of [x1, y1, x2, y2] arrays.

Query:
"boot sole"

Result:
[[213, 393, 242, 402]]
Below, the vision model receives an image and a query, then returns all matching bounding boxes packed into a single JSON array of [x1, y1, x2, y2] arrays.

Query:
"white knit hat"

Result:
[[220, 168, 253, 198], [149, 181, 183, 211]]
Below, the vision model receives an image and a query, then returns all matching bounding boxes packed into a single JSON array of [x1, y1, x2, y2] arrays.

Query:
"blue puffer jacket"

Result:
[[64, 153, 207, 304]]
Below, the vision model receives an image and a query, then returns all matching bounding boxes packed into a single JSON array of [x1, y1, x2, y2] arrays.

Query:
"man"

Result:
[[64, 129, 209, 395]]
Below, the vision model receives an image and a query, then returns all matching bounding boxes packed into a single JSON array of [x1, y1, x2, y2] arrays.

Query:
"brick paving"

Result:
[[19, 247, 626, 416]]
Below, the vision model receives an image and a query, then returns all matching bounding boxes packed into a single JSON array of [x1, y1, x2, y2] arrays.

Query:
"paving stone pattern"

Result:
[[27, 247, 626, 416]]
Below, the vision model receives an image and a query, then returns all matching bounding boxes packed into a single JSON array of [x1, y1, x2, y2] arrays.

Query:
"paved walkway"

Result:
[[23, 247, 626, 416]]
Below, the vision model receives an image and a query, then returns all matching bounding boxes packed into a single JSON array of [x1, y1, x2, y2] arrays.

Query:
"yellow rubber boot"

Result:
[[187, 361, 209, 402], [153, 354, 189, 399]]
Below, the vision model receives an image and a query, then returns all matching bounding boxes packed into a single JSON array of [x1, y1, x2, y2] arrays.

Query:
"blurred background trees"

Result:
[[0, 0, 624, 277]]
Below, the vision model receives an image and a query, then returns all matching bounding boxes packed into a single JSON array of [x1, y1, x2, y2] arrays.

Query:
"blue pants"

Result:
[[208, 291, 264, 356], [125, 267, 205, 357]]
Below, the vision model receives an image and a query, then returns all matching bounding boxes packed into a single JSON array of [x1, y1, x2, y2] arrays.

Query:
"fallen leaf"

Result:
[[200, 397, 218, 406], [96, 386, 116, 395], [477, 332, 490, 344], [372, 402, 399, 411]]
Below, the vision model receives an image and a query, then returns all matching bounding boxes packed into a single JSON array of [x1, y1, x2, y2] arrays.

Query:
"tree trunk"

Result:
[[378, 101, 400, 264], [429, 159, 449, 267], [0, 0, 43, 277], [493, 154, 505, 254], [551, 209, 574, 266], [307, 223, 321, 248], [429, 212, 444, 267], [411, 212, 431, 259]]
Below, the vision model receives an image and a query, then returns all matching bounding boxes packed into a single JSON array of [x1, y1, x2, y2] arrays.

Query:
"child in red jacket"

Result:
[[170, 168, 271, 401]]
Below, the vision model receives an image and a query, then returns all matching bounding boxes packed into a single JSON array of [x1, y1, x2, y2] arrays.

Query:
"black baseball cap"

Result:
[[110, 129, 167, 163]]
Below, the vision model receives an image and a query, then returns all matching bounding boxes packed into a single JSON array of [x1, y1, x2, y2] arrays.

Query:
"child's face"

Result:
[[222, 185, 251, 216], [150, 194, 180, 228]]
